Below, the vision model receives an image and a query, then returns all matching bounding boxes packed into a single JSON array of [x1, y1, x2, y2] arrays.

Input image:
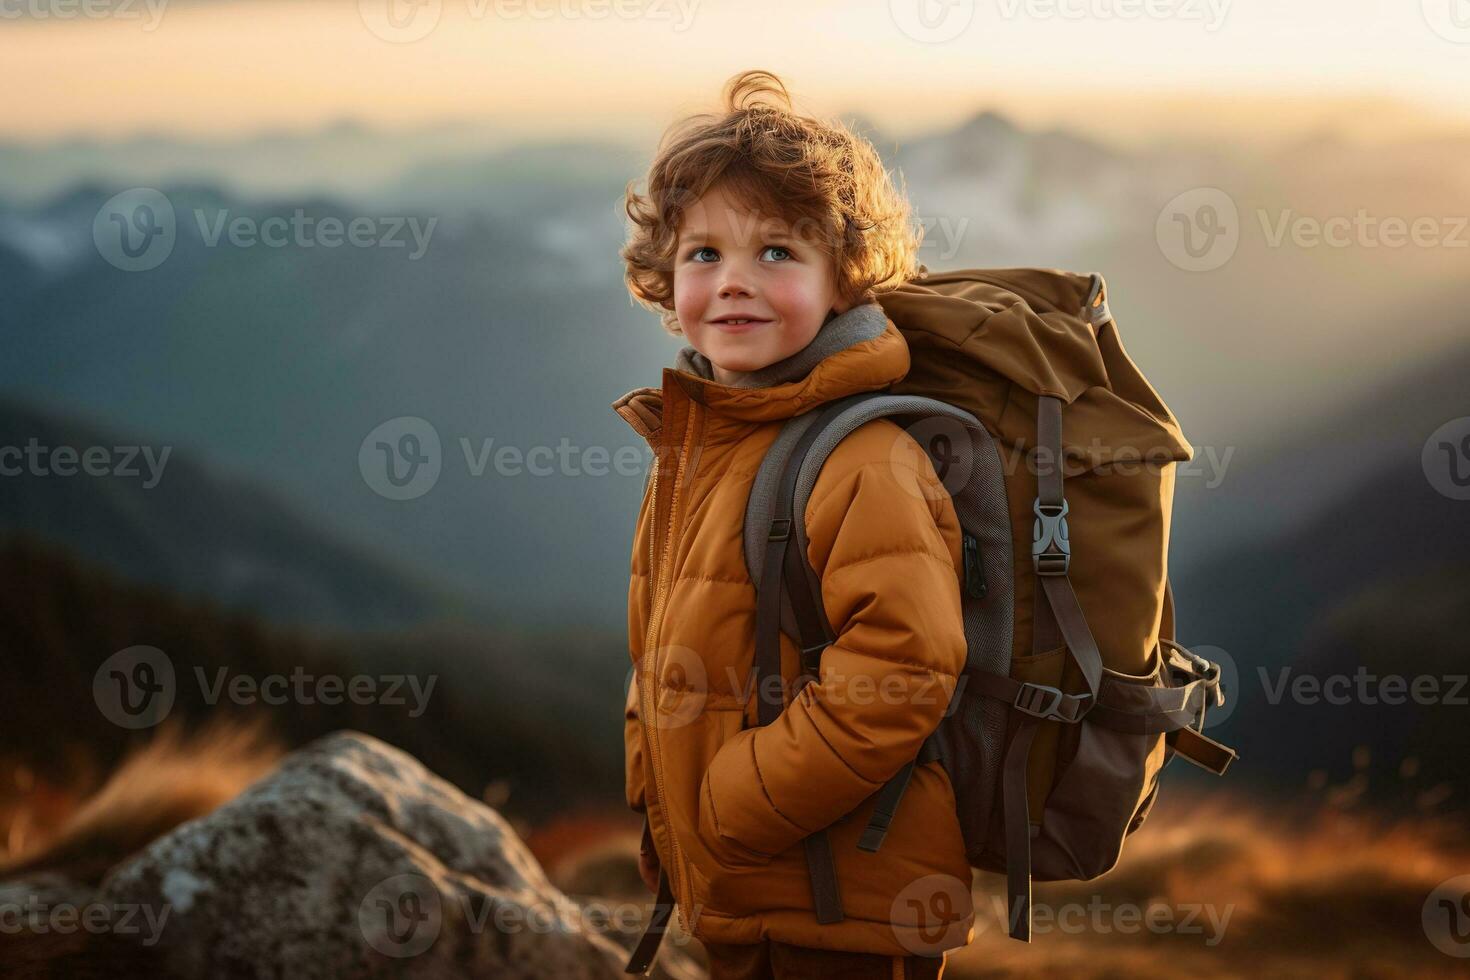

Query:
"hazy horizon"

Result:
[[6, 0, 1470, 147]]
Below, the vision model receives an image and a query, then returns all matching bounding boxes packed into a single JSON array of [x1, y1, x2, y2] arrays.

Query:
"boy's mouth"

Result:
[[709, 315, 773, 333]]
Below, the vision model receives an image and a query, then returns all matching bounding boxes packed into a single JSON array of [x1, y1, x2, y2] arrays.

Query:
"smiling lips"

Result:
[[710, 315, 772, 333]]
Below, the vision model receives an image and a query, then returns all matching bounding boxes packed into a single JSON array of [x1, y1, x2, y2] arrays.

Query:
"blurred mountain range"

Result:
[[0, 182, 672, 628], [0, 108, 1465, 639], [0, 397, 464, 630], [1173, 335, 1470, 803], [0, 119, 520, 205]]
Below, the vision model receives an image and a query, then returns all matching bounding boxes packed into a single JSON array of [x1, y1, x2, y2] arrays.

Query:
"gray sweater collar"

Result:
[[672, 303, 890, 388]]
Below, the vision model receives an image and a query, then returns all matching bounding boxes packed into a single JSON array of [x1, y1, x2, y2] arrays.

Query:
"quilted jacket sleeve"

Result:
[[700, 421, 966, 860]]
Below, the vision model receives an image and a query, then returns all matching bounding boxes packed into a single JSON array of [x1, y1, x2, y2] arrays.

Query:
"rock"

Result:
[[79, 731, 700, 979]]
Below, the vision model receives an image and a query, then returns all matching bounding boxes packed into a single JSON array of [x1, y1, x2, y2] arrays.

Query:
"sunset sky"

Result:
[[5, 0, 1469, 145]]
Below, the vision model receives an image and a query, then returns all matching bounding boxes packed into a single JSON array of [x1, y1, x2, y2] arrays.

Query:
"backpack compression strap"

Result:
[[998, 393, 1104, 942], [969, 395, 1235, 942]]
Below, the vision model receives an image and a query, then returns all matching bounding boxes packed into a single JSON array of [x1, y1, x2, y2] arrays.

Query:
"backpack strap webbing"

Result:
[[623, 866, 675, 975], [992, 393, 1104, 942], [856, 732, 944, 853], [1083, 639, 1237, 775], [758, 393, 999, 863], [749, 392, 1003, 921], [753, 397, 857, 925]]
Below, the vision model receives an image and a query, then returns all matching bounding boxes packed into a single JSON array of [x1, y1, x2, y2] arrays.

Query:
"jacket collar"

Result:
[[612, 302, 908, 443]]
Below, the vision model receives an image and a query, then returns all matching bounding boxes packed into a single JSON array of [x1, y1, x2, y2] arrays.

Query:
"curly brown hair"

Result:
[[620, 69, 922, 335]]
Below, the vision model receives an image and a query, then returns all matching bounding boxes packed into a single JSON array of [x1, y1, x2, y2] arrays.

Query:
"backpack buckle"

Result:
[[1171, 644, 1226, 708], [1013, 682, 1089, 723], [1031, 499, 1071, 576]]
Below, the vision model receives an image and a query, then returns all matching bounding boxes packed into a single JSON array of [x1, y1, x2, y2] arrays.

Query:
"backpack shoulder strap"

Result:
[[742, 391, 1016, 920]]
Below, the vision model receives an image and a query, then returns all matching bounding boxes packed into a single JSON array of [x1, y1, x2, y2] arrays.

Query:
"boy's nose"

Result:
[[717, 278, 754, 299]]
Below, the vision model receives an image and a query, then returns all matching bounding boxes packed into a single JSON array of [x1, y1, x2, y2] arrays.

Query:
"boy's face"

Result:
[[673, 183, 851, 385]]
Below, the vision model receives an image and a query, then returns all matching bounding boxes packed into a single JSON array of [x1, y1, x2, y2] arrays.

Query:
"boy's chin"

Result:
[[708, 357, 770, 379], [707, 347, 778, 376]]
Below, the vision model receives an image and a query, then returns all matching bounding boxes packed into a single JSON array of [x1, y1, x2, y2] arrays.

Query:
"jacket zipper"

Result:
[[639, 399, 700, 933]]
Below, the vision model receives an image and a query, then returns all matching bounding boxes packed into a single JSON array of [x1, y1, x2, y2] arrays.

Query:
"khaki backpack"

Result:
[[739, 268, 1237, 943]]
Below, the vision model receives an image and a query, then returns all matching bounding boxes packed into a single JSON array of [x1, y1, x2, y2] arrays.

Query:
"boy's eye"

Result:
[[686, 245, 792, 263]]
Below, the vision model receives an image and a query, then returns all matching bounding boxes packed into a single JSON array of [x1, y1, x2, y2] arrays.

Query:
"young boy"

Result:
[[613, 69, 975, 979]]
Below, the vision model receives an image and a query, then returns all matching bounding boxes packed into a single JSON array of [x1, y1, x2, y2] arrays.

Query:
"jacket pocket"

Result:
[[697, 733, 777, 872]]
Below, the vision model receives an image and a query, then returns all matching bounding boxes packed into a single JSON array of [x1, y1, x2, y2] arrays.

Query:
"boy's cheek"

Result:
[[671, 273, 706, 327]]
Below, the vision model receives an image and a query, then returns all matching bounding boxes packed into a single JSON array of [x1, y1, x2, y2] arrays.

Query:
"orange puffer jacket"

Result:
[[612, 304, 976, 956]]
